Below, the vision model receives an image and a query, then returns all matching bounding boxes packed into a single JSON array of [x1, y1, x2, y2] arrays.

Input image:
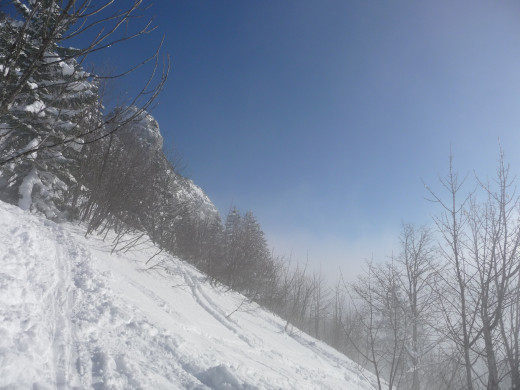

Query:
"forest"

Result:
[[1, 2, 519, 390]]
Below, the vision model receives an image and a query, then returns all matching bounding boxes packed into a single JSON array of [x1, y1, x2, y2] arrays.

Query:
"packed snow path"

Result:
[[0, 201, 378, 389]]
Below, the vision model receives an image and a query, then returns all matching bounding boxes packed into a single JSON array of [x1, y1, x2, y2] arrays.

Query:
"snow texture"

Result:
[[0, 201, 378, 389], [18, 166, 40, 210], [23, 100, 46, 116]]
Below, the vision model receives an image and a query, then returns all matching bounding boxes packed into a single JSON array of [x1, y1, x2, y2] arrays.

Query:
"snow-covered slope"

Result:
[[0, 201, 377, 389]]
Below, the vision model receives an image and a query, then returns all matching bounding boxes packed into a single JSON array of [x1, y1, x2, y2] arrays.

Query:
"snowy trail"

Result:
[[1, 214, 78, 387], [0, 201, 378, 389]]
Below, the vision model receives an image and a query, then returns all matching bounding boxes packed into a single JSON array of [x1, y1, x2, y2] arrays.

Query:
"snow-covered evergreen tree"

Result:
[[241, 210, 272, 290], [222, 208, 272, 295], [0, 1, 100, 219]]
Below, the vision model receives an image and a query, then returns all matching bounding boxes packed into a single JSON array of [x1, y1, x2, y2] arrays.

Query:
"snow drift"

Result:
[[0, 200, 377, 389]]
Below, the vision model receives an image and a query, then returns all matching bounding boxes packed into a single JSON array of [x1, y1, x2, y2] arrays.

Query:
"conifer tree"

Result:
[[222, 208, 273, 295], [223, 207, 243, 289], [0, 0, 167, 218], [0, 2, 100, 218]]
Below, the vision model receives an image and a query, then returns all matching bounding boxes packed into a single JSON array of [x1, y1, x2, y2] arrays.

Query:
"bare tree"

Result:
[[310, 267, 331, 339], [425, 154, 478, 390], [467, 153, 520, 389], [279, 260, 315, 333], [346, 260, 407, 390], [426, 151, 520, 390], [328, 275, 348, 350], [395, 223, 439, 390]]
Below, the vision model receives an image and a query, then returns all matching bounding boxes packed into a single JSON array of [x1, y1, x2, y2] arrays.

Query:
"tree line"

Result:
[[327, 155, 520, 390], [1, 3, 519, 390]]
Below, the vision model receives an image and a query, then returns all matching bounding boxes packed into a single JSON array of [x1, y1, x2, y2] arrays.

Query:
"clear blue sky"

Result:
[[102, 0, 520, 279]]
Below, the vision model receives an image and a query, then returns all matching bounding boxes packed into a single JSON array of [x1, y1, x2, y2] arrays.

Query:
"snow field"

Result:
[[0, 201, 377, 389]]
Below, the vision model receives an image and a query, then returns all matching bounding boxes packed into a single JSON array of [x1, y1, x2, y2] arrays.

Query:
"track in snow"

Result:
[[0, 201, 379, 389]]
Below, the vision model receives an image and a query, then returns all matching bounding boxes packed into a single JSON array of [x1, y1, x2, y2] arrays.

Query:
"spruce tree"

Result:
[[0, 2, 100, 219]]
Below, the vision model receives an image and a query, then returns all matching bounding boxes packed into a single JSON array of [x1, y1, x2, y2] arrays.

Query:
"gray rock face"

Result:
[[117, 106, 219, 222], [117, 106, 163, 152]]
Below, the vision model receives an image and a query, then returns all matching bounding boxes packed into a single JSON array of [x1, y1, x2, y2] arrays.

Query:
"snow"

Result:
[[23, 100, 46, 116], [60, 61, 75, 76], [118, 106, 164, 151], [0, 201, 378, 389], [66, 81, 91, 92], [0, 64, 9, 77], [18, 167, 40, 210], [180, 179, 220, 219]]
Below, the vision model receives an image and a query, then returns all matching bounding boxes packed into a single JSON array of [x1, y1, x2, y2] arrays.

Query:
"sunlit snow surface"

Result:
[[0, 201, 377, 389]]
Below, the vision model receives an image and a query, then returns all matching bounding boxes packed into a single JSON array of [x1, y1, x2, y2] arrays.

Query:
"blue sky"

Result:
[[97, 0, 520, 279]]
